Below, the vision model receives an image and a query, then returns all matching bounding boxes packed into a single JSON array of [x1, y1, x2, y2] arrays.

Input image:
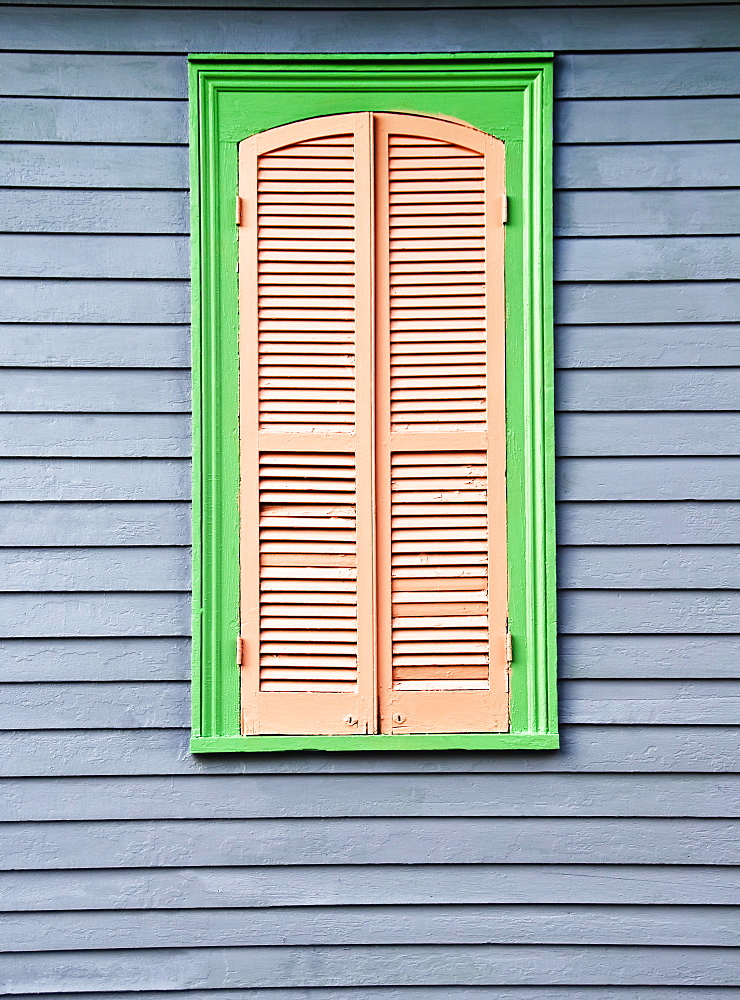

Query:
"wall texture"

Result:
[[0, 1, 738, 996]]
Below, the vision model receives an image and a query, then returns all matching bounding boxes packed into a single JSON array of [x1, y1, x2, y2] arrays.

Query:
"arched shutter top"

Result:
[[239, 112, 507, 737]]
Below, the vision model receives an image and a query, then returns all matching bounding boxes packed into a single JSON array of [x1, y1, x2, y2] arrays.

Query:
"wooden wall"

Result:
[[0, 1, 738, 995]]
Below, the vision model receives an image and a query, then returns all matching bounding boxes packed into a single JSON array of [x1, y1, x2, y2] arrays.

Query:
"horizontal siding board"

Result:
[[4, 819, 737, 870], [1, 725, 738, 777], [555, 191, 740, 238], [4, 500, 731, 548], [0, 628, 736, 684], [0, 593, 190, 637], [0, 771, 737, 821], [0, 325, 190, 368], [557, 413, 740, 457], [14, 543, 740, 597], [563, 679, 740, 723], [556, 282, 740, 325], [557, 97, 740, 143], [11, 49, 739, 101], [0, 458, 191, 501], [557, 458, 740, 501], [5, 234, 739, 283], [0, 503, 190, 545], [1, 943, 737, 991], [3, 679, 738, 730], [560, 590, 740, 633], [0, 414, 191, 457], [556, 143, 740, 189], [0, 189, 189, 234], [560, 635, 740, 679], [556, 51, 740, 98], [0, 547, 190, 592], [555, 236, 740, 282], [9, 188, 738, 240], [0, 637, 190, 681], [558, 545, 740, 589], [0, 280, 189, 324], [0, 370, 190, 411], [0, 143, 188, 189], [0, 234, 189, 278], [0, 98, 186, 144], [0, 629, 734, 685], [0, 5, 738, 51], [556, 325, 740, 369], [2, 863, 738, 913], [0, 52, 186, 99], [556, 370, 740, 412], [5, 142, 738, 194], [2, 904, 737, 951], [7, 50, 739, 101], [0, 681, 188, 730], [557, 502, 740, 545]]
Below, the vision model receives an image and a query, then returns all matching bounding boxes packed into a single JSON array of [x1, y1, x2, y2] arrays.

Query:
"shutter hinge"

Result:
[[505, 631, 513, 664], [236, 196, 244, 227], [236, 636, 244, 666], [502, 194, 508, 225]]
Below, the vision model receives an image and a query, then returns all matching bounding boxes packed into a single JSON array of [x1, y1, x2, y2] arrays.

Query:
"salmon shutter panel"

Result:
[[374, 114, 509, 734], [239, 115, 377, 735]]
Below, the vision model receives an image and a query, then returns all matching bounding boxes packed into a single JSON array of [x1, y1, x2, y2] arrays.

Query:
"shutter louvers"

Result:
[[239, 115, 376, 735], [240, 112, 509, 738], [375, 114, 509, 735]]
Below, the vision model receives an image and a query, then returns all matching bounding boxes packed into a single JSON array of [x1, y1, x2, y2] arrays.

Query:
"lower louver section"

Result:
[[379, 450, 508, 734], [258, 452, 358, 692], [243, 451, 369, 735], [390, 451, 490, 691]]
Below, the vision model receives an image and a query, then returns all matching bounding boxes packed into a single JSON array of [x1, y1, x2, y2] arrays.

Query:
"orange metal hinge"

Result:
[[236, 196, 244, 227], [236, 636, 244, 666], [506, 631, 513, 663], [501, 194, 508, 225]]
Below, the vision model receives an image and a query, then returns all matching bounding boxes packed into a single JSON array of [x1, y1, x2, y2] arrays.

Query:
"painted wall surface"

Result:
[[0, 1, 738, 995]]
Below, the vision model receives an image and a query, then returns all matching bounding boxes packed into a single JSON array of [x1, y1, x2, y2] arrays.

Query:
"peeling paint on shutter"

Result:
[[374, 113, 509, 735]]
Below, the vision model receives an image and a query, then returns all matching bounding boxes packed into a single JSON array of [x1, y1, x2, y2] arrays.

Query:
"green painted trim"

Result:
[[190, 53, 556, 751], [192, 733, 559, 754]]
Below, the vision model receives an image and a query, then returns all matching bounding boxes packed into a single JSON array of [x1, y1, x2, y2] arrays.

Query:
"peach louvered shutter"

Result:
[[239, 112, 508, 737], [239, 115, 377, 735], [374, 114, 508, 735]]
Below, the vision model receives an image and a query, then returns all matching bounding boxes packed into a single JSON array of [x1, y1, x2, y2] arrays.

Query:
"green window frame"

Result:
[[190, 53, 557, 752]]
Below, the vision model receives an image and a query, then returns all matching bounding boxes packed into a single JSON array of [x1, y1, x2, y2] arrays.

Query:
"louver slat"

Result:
[[239, 114, 376, 736], [375, 113, 509, 735]]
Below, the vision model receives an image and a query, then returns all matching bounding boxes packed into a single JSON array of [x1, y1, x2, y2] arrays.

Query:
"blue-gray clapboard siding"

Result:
[[0, 0, 738, 995]]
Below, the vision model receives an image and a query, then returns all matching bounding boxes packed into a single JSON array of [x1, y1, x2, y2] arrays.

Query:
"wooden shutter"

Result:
[[374, 114, 508, 734], [239, 112, 508, 737], [239, 114, 377, 735]]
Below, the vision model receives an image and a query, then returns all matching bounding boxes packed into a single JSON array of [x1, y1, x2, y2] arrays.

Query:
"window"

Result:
[[190, 54, 557, 751]]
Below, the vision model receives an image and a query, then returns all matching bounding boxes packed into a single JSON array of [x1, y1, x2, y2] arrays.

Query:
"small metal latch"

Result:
[[236, 636, 244, 666]]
